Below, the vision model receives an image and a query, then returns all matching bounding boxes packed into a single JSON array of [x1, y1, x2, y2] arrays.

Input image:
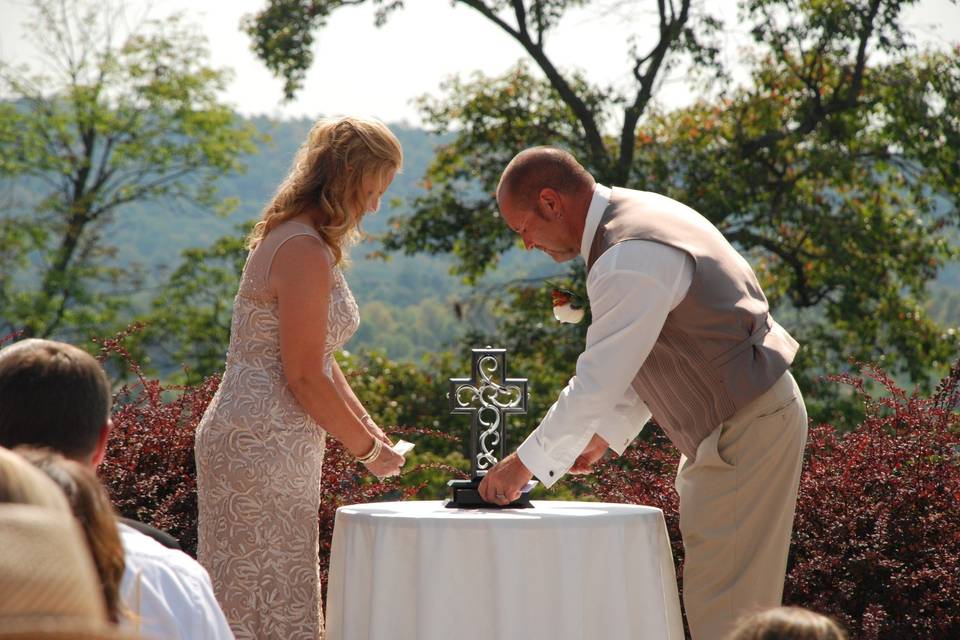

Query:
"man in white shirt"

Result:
[[119, 520, 234, 639], [479, 147, 807, 640], [0, 339, 234, 640]]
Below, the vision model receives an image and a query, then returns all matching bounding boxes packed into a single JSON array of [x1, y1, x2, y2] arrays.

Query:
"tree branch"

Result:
[[617, 0, 691, 183], [458, 0, 608, 171], [740, 0, 882, 156], [727, 228, 824, 307]]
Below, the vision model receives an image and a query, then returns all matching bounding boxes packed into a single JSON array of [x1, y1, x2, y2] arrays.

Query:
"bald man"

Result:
[[479, 147, 808, 640]]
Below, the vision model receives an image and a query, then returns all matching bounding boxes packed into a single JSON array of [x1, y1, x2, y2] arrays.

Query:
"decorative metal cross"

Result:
[[448, 346, 529, 479]]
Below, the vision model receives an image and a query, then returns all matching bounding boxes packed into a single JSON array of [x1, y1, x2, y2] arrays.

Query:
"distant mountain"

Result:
[[7, 112, 956, 363], [105, 116, 557, 361]]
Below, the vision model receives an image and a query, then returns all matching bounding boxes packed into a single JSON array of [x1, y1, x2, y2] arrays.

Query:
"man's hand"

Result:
[[478, 452, 533, 506], [569, 433, 611, 474]]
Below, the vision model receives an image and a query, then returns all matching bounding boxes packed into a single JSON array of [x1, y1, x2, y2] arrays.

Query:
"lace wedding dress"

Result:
[[196, 221, 359, 639]]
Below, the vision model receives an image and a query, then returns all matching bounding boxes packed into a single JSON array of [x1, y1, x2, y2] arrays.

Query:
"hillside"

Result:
[[105, 116, 558, 361], [6, 113, 957, 364]]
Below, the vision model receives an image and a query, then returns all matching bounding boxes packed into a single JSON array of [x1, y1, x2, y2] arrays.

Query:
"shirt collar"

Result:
[[580, 183, 611, 263]]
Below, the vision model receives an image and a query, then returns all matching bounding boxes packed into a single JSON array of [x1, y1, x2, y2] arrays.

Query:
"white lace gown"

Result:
[[196, 221, 359, 640]]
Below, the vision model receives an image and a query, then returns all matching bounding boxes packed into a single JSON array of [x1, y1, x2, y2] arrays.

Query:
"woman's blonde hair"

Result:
[[248, 116, 403, 264]]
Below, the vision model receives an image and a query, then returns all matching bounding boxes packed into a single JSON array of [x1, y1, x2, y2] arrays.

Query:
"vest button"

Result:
[[549, 471, 555, 477]]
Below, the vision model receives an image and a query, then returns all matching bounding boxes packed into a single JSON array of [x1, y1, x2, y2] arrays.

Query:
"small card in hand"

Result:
[[392, 439, 415, 456]]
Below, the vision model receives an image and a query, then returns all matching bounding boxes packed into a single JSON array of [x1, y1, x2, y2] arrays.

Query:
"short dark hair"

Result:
[[0, 339, 111, 460], [497, 146, 594, 211]]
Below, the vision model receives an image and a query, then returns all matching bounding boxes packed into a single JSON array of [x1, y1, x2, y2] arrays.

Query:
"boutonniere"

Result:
[[551, 287, 586, 324]]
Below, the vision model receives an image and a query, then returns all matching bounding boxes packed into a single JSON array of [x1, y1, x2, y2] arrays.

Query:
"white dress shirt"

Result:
[[517, 184, 694, 488], [118, 523, 235, 640]]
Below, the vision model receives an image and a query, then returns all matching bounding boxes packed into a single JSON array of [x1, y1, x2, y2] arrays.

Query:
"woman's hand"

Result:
[[363, 443, 405, 479], [365, 421, 393, 446]]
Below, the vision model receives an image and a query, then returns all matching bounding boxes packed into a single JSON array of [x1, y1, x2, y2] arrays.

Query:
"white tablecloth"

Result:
[[325, 500, 683, 640]]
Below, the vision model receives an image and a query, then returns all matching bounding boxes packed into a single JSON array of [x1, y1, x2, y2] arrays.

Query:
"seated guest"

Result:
[[0, 338, 234, 640], [0, 504, 135, 639], [0, 337, 178, 548], [726, 606, 847, 640], [19, 446, 127, 624], [0, 444, 70, 512], [0, 446, 132, 638]]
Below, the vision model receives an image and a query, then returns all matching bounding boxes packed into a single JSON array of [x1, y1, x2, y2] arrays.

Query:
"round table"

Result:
[[325, 500, 683, 640]]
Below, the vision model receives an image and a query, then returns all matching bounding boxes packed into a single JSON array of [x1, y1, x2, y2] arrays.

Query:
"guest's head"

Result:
[[497, 146, 595, 262], [0, 339, 112, 467], [0, 503, 131, 639], [0, 445, 119, 635], [18, 447, 126, 624], [0, 446, 70, 512], [726, 606, 847, 640], [250, 115, 404, 263]]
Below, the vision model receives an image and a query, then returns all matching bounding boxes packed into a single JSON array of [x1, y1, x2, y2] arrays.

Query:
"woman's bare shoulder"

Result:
[[268, 232, 335, 295]]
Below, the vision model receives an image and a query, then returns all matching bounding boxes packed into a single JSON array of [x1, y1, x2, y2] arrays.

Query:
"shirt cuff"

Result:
[[595, 395, 651, 455], [517, 437, 562, 489], [596, 417, 645, 456], [516, 428, 591, 489]]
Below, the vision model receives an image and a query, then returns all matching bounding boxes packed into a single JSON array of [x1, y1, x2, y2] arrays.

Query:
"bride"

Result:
[[195, 116, 407, 639]]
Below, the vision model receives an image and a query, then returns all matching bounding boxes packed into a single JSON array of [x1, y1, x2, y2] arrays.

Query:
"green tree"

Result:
[[0, 0, 257, 341], [246, 1, 959, 417], [134, 227, 250, 384]]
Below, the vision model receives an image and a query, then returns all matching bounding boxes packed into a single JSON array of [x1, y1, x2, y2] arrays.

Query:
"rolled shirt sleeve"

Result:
[[517, 240, 692, 487]]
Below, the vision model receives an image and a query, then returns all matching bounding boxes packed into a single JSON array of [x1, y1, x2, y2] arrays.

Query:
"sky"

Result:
[[1, 0, 958, 126]]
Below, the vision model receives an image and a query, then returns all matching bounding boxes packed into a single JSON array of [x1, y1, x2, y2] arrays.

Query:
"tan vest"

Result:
[[587, 188, 799, 459]]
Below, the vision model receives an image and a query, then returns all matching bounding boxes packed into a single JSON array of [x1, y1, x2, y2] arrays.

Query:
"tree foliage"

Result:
[[0, 0, 257, 341], [246, 0, 959, 399], [132, 227, 251, 385]]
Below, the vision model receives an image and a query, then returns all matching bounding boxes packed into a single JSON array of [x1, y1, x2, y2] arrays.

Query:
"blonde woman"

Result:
[[195, 116, 407, 639]]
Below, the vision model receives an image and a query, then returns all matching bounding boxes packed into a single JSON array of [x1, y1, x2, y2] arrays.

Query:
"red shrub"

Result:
[[784, 362, 960, 638], [96, 327, 217, 556], [95, 330, 452, 594], [586, 361, 960, 639]]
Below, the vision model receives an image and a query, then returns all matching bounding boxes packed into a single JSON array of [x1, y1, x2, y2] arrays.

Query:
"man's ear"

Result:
[[91, 418, 112, 468], [538, 188, 562, 218]]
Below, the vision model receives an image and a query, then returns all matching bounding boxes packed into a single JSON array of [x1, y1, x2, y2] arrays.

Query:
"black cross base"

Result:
[[444, 472, 536, 509]]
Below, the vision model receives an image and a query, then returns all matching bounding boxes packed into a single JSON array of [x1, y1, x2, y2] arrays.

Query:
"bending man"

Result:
[[479, 147, 808, 640]]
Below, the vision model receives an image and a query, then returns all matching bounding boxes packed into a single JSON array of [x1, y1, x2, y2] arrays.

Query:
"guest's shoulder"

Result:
[[118, 524, 233, 639], [118, 523, 211, 581]]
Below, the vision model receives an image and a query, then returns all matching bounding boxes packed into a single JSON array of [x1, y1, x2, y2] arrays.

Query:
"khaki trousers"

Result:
[[674, 371, 807, 640]]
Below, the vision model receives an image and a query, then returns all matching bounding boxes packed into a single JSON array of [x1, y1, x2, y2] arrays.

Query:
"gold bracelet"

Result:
[[359, 413, 376, 428], [356, 437, 382, 465]]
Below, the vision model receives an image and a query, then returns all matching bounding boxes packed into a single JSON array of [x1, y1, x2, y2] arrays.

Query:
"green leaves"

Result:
[[383, 64, 605, 283], [0, 1, 258, 340], [242, 0, 960, 403], [243, 0, 407, 100], [130, 229, 250, 384]]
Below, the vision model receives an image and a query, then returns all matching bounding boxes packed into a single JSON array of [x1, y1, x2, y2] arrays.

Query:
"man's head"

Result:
[[0, 339, 112, 467], [496, 147, 595, 262]]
